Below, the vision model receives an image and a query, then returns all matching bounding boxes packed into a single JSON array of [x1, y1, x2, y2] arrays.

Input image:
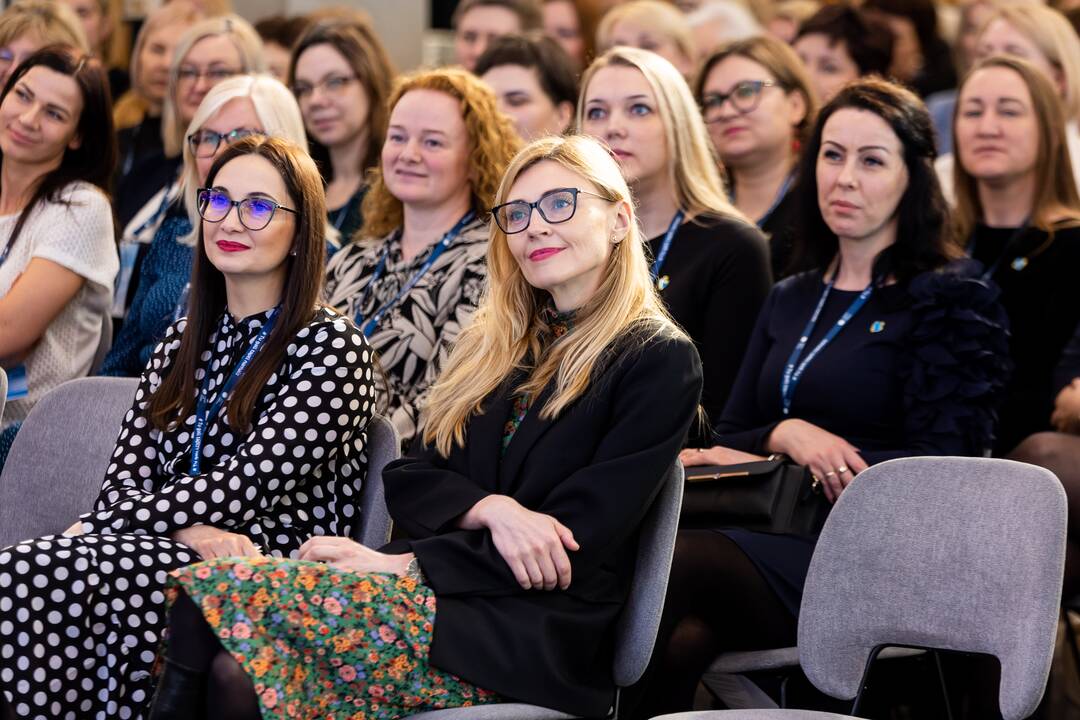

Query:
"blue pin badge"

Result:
[[869, 320, 885, 334], [657, 275, 670, 291]]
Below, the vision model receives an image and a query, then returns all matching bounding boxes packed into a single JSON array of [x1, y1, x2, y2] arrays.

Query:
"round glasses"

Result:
[[491, 187, 613, 235], [187, 128, 263, 158], [197, 188, 297, 231], [702, 80, 780, 120]]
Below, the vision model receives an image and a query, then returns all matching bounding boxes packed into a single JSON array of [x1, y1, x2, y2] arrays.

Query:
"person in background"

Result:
[[951, 56, 1080, 454], [0, 48, 117, 472], [58, 0, 126, 95], [595, 0, 697, 78], [541, 0, 595, 71], [101, 74, 311, 379], [477, 33, 577, 141], [324, 68, 520, 446], [792, 3, 894, 104], [0, 0, 87, 90], [289, 17, 394, 245], [766, 0, 821, 44], [685, 1, 763, 61], [254, 14, 311, 82], [453, 0, 543, 73], [863, 0, 958, 98], [580, 46, 771, 432], [633, 78, 1009, 717], [697, 34, 818, 277]]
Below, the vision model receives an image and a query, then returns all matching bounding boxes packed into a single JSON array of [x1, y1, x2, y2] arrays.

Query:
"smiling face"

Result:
[[294, 42, 369, 150], [177, 34, 244, 125], [816, 108, 909, 245], [0, 65, 83, 168], [702, 55, 805, 167], [202, 153, 296, 283], [504, 159, 629, 310], [455, 5, 523, 72], [581, 65, 668, 188], [193, 97, 264, 185], [382, 89, 471, 211], [793, 33, 860, 104], [955, 65, 1039, 187], [481, 63, 571, 140]]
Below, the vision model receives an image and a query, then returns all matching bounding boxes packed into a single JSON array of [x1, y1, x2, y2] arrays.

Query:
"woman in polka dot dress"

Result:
[[0, 136, 377, 719]]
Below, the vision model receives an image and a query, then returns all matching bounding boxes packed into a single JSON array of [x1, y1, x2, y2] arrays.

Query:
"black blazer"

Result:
[[382, 329, 702, 716]]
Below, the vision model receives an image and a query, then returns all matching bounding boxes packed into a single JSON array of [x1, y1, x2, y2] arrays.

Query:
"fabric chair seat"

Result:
[[407, 704, 576, 719], [652, 711, 858, 719], [708, 646, 924, 675]]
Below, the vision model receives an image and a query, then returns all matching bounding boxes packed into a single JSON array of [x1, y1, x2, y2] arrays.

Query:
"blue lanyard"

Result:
[[190, 308, 280, 475], [0, 234, 14, 270], [650, 211, 684, 280], [756, 173, 794, 228], [354, 211, 475, 337], [130, 182, 176, 240], [967, 220, 1031, 281], [780, 271, 874, 415]]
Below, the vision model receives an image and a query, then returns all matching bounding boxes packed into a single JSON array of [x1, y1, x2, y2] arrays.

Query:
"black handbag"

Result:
[[679, 456, 831, 536]]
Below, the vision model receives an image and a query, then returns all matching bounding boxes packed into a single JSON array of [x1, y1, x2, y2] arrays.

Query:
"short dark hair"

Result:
[[254, 14, 312, 50], [796, 4, 894, 77], [790, 77, 955, 284], [452, 0, 543, 31], [474, 32, 579, 109]]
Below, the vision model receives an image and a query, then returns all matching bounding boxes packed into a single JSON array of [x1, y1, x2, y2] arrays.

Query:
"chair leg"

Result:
[[933, 650, 955, 720]]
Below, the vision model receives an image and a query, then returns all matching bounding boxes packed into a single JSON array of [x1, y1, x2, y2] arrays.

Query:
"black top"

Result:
[[328, 185, 367, 246], [382, 328, 703, 716], [114, 115, 182, 229], [648, 213, 771, 430], [1056, 320, 1080, 393], [971, 223, 1080, 453], [758, 186, 798, 280], [714, 265, 1010, 462]]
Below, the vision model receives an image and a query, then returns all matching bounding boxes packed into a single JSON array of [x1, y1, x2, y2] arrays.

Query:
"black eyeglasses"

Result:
[[197, 188, 297, 231], [177, 65, 240, 85], [187, 128, 263, 158], [491, 187, 613, 234], [702, 80, 780, 119], [292, 74, 359, 100]]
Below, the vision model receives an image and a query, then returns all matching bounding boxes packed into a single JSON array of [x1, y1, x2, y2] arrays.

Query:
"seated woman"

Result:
[[0, 47, 116, 469], [0, 135, 376, 718], [595, 0, 697, 78], [950, 56, 1080, 454], [697, 34, 819, 278], [792, 3, 893, 104], [101, 74, 310, 378], [633, 78, 1011, 716], [324, 67, 520, 446], [0, 0, 87, 88], [149, 134, 703, 719]]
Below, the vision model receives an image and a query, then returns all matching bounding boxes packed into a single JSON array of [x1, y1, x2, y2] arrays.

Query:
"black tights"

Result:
[[628, 530, 797, 719], [1009, 431, 1080, 598], [165, 591, 262, 720]]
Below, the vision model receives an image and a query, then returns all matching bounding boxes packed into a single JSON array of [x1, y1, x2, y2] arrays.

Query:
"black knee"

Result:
[[1009, 431, 1069, 468]]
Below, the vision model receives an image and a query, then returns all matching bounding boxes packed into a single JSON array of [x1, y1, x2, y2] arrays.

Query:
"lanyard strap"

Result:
[[354, 211, 475, 336], [130, 182, 177, 240], [650, 211, 685, 280], [780, 271, 874, 415], [0, 232, 15, 270], [190, 308, 280, 475], [968, 220, 1031, 281]]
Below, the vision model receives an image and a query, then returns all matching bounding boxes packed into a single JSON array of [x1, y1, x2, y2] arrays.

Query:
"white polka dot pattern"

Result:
[[0, 306, 376, 718]]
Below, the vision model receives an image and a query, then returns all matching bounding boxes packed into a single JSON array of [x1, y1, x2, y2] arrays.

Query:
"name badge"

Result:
[[5, 365, 28, 400]]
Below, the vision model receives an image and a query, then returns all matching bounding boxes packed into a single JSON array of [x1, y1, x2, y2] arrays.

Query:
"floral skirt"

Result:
[[165, 557, 500, 719]]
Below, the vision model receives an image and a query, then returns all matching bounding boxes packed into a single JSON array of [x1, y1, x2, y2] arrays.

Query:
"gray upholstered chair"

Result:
[[406, 461, 687, 720], [354, 414, 398, 548], [654, 456, 1067, 720], [0, 366, 7, 426]]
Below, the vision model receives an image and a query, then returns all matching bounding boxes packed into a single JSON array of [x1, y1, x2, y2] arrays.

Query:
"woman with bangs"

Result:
[[579, 46, 771, 433], [150, 133, 702, 719], [323, 67, 520, 446]]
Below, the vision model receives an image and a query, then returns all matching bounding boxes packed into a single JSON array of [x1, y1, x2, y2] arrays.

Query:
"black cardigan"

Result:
[[382, 329, 703, 716]]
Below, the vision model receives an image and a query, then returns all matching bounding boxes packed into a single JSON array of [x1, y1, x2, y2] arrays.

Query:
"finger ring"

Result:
[[697, 448, 705, 453], [825, 470, 837, 477], [837, 466, 849, 474], [810, 475, 821, 490]]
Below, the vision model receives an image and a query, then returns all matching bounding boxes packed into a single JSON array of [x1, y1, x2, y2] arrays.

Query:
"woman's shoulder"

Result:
[[686, 212, 764, 242], [602, 320, 701, 380], [289, 306, 371, 357], [56, 181, 110, 211]]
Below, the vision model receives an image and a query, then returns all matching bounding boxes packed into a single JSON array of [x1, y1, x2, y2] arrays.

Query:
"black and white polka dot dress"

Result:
[[0, 306, 376, 719]]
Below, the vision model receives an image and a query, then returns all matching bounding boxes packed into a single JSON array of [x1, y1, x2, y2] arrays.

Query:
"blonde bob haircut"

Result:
[[0, 0, 87, 51], [952, 55, 1080, 246], [423, 134, 683, 456], [162, 15, 266, 158], [577, 46, 747, 226], [177, 74, 309, 247], [595, 0, 695, 68], [978, 4, 1080, 120], [359, 67, 521, 241]]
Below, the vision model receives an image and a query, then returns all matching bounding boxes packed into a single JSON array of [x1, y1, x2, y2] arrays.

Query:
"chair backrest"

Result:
[[354, 414, 398, 548], [0, 376, 138, 546], [798, 456, 1067, 720], [612, 460, 685, 688], [90, 314, 114, 375], [0, 366, 7, 425]]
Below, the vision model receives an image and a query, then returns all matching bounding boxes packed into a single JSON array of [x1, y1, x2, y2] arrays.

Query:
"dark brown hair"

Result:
[[474, 32, 579, 109], [147, 135, 328, 432], [795, 4, 894, 77], [452, 0, 543, 31]]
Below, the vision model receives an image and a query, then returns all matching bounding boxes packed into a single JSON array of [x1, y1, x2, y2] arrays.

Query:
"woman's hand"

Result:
[[62, 521, 84, 537], [171, 525, 262, 560], [679, 446, 766, 467], [297, 536, 411, 575], [459, 495, 579, 591], [768, 419, 868, 502], [1052, 380, 1080, 434]]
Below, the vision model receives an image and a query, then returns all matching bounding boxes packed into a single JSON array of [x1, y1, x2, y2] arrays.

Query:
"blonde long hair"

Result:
[[423, 135, 682, 456], [577, 46, 748, 226]]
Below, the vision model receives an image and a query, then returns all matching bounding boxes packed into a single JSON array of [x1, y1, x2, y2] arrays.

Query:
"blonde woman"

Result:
[[150, 133, 703, 719], [580, 46, 770, 429], [0, 0, 87, 89], [595, 0, 696, 77]]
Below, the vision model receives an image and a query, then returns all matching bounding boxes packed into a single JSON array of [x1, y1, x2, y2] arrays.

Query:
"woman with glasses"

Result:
[[149, 133, 701, 720], [288, 18, 394, 246], [697, 35, 818, 279], [324, 67, 519, 446], [0, 0, 87, 90], [101, 75, 308, 378], [579, 46, 771, 435], [0, 133, 376, 719]]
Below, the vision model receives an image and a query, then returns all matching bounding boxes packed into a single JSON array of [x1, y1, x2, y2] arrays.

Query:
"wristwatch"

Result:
[[405, 556, 427, 585]]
